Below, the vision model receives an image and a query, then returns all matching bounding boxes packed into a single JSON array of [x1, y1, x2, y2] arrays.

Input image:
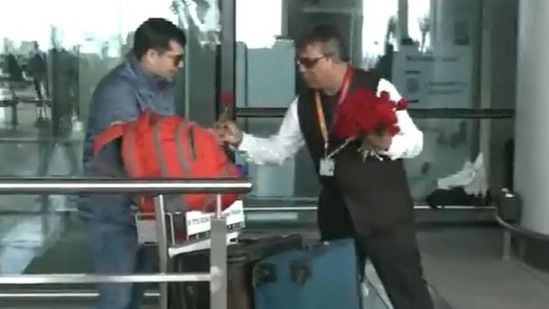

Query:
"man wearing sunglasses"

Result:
[[216, 24, 433, 309], [80, 18, 185, 309]]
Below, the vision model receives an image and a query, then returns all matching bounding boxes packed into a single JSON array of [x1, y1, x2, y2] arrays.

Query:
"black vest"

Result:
[[297, 69, 414, 235]]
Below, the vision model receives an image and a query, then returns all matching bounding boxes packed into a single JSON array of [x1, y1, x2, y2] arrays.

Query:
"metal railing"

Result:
[[0, 177, 253, 309], [0, 177, 251, 194], [495, 214, 549, 261], [236, 107, 515, 119]]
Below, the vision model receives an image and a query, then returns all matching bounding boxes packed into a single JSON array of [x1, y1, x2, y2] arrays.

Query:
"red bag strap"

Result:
[[90, 122, 129, 178], [120, 122, 140, 177], [93, 111, 161, 156], [93, 123, 126, 157], [122, 110, 168, 177]]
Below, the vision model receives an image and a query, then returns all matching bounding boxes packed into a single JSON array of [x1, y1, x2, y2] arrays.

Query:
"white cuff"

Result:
[[237, 133, 253, 153]]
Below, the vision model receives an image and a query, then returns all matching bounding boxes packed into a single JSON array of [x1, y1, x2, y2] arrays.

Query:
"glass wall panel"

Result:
[[238, 0, 483, 109], [360, 0, 482, 110], [179, 0, 220, 125], [239, 117, 512, 205], [236, 0, 283, 49], [234, 0, 299, 199], [406, 118, 483, 202], [237, 117, 320, 199], [0, 0, 191, 282], [235, 0, 494, 202]]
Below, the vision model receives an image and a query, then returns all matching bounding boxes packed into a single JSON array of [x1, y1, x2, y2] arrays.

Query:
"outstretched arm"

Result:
[[237, 97, 305, 165]]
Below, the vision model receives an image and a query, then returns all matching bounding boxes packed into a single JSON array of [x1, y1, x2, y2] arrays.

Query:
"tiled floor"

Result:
[[420, 227, 549, 309], [5, 223, 549, 309]]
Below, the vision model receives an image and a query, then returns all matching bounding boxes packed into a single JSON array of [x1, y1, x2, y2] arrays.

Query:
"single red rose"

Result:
[[378, 90, 391, 101], [221, 92, 233, 108], [396, 98, 407, 110]]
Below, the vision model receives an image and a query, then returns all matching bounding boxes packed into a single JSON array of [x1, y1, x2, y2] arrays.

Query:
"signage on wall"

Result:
[[391, 46, 473, 108], [390, 46, 476, 201]]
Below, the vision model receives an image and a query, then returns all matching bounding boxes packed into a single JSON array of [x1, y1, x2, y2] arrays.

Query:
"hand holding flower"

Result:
[[333, 88, 407, 158], [364, 130, 392, 151]]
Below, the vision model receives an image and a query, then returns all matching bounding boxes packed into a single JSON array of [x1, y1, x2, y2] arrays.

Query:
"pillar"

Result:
[[514, 0, 549, 235], [430, 0, 454, 47], [397, 0, 409, 41]]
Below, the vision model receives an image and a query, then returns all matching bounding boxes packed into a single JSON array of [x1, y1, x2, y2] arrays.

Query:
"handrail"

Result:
[[0, 177, 252, 194], [0, 178, 252, 309], [0, 136, 82, 143], [495, 214, 549, 261], [236, 107, 515, 119], [495, 214, 549, 241], [243, 205, 495, 211], [0, 273, 212, 284]]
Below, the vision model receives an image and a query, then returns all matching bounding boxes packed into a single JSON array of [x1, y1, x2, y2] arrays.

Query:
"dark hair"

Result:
[[296, 23, 347, 60], [133, 18, 186, 59]]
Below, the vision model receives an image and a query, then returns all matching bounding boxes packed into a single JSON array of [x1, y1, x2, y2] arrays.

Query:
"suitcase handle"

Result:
[[290, 259, 311, 286], [253, 263, 277, 286]]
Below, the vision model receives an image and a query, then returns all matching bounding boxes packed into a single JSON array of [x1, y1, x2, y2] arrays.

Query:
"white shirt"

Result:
[[237, 79, 423, 166]]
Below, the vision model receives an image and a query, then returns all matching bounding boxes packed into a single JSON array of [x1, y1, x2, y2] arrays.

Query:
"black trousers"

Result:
[[317, 188, 434, 309]]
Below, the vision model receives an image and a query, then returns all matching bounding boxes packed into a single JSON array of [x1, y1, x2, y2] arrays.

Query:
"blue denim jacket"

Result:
[[79, 55, 176, 225]]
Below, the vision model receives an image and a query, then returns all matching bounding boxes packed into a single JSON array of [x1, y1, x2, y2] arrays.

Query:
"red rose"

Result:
[[334, 88, 403, 138], [396, 98, 407, 110]]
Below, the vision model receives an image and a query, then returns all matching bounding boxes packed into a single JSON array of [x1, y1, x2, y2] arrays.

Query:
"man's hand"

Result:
[[365, 131, 392, 151], [215, 120, 243, 146]]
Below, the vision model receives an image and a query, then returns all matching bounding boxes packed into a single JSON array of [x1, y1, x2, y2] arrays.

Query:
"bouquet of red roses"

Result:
[[334, 88, 407, 154]]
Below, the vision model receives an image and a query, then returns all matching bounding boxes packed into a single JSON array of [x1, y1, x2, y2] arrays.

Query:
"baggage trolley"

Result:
[[135, 195, 246, 309]]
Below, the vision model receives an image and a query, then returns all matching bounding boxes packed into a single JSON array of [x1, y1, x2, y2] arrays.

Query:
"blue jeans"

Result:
[[86, 220, 157, 309]]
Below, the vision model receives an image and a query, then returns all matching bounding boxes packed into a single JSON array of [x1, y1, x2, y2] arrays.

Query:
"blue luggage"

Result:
[[252, 238, 362, 309]]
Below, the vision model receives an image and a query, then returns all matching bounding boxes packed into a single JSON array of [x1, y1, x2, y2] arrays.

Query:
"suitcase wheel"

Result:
[[290, 259, 311, 286], [253, 262, 277, 287]]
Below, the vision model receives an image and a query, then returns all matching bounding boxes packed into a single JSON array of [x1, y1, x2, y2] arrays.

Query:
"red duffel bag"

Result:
[[92, 111, 241, 215]]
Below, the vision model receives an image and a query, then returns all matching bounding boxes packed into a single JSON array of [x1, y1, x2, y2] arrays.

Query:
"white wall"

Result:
[[514, 0, 549, 235]]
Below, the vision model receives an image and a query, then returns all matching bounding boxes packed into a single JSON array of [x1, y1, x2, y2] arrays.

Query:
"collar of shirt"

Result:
[[127, 54, 175, 94]]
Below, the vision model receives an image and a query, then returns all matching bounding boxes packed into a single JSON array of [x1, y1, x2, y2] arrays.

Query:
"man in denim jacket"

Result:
[[80, 18, 186, 309]]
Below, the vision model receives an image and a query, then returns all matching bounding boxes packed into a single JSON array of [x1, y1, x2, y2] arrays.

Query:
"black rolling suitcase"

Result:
[[169, 233, 303, 309]]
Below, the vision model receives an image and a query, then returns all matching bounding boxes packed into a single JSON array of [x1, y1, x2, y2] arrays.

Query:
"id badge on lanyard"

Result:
[[316, 67, 353, 177]]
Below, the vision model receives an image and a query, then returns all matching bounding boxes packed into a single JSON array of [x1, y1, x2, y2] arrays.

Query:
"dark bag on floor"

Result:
[[426, 187, 491, 209], [252, 238, 362, 309], [169, 233, 303, 309], [495, 188, 522, 223]]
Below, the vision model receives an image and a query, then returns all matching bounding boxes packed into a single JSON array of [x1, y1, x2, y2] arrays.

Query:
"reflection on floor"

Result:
[[0, 104, 80, 274]]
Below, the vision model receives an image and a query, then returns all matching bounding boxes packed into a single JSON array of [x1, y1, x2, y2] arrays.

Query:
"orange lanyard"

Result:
[[315, 67, 353, 155]]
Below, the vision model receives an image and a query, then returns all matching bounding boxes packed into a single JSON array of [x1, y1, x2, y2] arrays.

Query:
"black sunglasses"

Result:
[[167, 53, 184, 66], [296, 56, 327, 69]]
